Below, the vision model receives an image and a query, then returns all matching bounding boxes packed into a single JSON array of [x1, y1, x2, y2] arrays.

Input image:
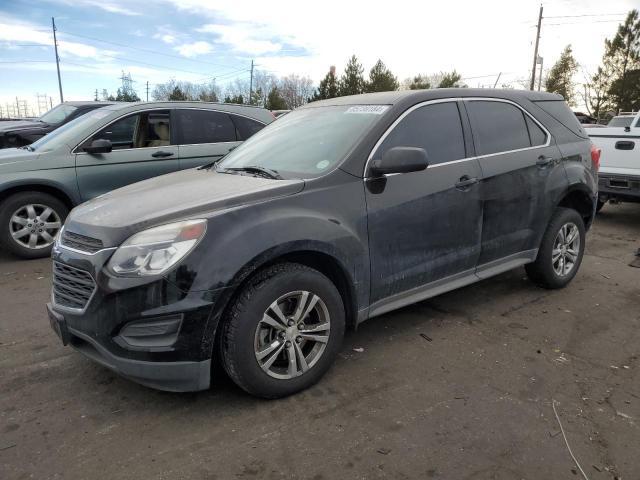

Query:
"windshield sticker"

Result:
[[345, 105, 389, 115], [316, 160, 330, 170]]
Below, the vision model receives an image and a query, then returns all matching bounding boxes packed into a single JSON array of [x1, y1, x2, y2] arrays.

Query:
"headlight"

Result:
[[106, 219, 207, 277]]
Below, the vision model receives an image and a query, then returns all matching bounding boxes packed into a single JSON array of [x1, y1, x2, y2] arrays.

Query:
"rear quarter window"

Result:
[[465, 100, 531, 155], [534, 100, 588, 138], [231, 114, 266, 140]]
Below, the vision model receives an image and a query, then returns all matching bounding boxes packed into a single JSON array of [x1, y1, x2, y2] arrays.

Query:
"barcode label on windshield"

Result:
[[345, 105, 389, 115]]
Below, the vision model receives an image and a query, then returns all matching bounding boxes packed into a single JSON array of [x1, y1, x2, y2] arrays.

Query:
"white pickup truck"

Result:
[[587, 112, 640, 211]]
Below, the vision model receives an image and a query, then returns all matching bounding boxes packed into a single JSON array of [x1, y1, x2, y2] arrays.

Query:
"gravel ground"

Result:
[[1, 203, 639, 480]]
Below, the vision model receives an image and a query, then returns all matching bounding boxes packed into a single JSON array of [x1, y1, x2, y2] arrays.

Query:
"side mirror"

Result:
[[624, 126, 631, 132], [369, 146, 429, 176], [84, 139, 112, 154]]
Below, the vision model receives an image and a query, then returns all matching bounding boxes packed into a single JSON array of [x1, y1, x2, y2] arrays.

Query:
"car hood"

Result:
[[65, 168, 306, 246], [0, 120, 45, 133]]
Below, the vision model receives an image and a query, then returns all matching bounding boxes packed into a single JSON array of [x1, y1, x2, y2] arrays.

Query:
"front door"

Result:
[[75, 109, 179, 201], [365, 101, 483, 311], [463, 99, 564, 269]]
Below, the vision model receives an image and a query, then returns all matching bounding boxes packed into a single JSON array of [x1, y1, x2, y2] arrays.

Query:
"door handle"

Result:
[[536, 155, 554, 167], [151, 150, 174, 158], [615, 140, 635, 150], [455, 175, 478, 190]]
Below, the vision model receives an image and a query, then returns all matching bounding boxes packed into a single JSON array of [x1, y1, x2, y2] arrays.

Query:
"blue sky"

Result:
[[0, 0, 637, 114]]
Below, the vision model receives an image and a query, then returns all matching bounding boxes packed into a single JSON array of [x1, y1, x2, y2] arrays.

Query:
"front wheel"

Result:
[[0, 191, 67, 259], [221, 263, 345, 398], [525, 207, 586, 289]]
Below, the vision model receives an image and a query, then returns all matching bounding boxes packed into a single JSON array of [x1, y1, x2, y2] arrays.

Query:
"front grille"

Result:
[[52, 262, 96, 311], [61, 230, 104, 254]]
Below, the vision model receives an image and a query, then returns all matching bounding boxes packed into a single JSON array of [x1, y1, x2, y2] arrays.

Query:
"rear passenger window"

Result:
[[231, 115, 265, 140], [466, 101, 531, 155], [525, 115, 547, 146], [176, 109, 236, 145], [374, 102, 466, 165]]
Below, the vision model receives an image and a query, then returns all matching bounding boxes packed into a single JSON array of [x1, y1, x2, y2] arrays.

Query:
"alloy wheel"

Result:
[[254, 290, 331, 380], [552, 222, 580, 277], [9, 203, 62, 250]]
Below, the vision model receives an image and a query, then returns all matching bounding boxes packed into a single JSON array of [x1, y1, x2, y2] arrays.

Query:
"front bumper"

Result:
[[48, 246, 225, 392], [598, 173, 640, 202]]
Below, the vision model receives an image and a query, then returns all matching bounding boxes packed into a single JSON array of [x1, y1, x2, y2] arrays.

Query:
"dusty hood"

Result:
[[65, 168, 305, 246], [0, 119, 44, 133]]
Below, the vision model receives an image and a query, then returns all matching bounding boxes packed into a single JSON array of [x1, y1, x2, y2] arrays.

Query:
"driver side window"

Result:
[[83, 111, 171, 151]]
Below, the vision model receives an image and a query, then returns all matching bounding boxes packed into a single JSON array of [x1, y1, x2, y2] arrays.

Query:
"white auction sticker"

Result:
[[345, 105, 389, 115]]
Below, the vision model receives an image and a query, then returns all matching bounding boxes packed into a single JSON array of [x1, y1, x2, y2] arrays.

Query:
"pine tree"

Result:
[[338, 55, 365, 96], [437, 71, 463, 88], [168, 86, 188, 101], [545, 45, 578, 106], [313, 68, 339, 101], [265, 86, 288, 110], [365, 60, 399, 93], [408, 75, 431, 90], [604, 9, 640, 111]]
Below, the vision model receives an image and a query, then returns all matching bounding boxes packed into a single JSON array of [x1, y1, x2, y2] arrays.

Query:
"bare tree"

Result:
[[279, 74, 314, 109]]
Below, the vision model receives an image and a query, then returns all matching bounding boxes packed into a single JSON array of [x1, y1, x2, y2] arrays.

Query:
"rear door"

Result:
[[75, 109, 179, 201], [365, 100, 483, 309], [175, 109, 241, 170], [463, 99, 564, 273]]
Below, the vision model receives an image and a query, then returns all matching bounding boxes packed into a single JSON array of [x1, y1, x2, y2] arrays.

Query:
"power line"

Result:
[[544, 19, 626, 26], [0, 60, 52, 64], [59, 30, 243, 73], [544, 13, 625, 19]]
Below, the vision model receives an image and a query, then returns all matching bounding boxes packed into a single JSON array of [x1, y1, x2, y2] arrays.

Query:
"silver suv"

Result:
[[0, 101, 273, 258]]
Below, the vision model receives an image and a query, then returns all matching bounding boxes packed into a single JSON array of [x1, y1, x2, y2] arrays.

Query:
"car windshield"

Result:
[[218, 105, 388, 179], [607, 116, 634, 128], [39, 104, 78, 125], [29, 109, 112, 152]]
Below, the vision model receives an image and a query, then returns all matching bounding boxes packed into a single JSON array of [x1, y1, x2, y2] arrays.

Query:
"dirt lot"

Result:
[[1, 203, 639, 480]]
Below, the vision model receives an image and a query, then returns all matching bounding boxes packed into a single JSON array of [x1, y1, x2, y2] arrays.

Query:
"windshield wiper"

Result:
[[19, 145, 34, 151], [220, 165, 283, 180]]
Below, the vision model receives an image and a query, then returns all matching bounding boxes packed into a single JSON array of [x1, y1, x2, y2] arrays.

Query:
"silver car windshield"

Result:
[[29, 109, 112, 152], [218, 105, 388, 179]]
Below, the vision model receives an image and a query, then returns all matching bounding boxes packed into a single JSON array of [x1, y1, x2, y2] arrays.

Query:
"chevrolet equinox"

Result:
[[47, 89, 599, 398]]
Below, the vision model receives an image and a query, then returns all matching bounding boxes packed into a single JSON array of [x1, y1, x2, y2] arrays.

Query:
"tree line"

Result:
[[544, 9, 639, 119]]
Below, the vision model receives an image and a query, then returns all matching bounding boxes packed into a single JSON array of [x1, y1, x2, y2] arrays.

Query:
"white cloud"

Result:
[[197, 23, 281, 55], [174, 41, 214, 58], [0, 17, 99, 58], [164, 0, 638, 88], [46, 0, 142, 16]]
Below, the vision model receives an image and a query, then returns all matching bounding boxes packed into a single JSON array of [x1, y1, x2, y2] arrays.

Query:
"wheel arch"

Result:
[[205, 244, 360, 363], [0, 182, 77, 211], [556, 184, 596, 230]]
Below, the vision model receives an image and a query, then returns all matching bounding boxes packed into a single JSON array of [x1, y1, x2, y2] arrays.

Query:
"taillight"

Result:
[[590, 144, 601, 171]]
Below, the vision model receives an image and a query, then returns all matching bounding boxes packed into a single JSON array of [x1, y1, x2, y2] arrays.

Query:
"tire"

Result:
[[221, 263, 345, 398], [596, 199, 606, 213], [525, 207, 586, 289], [0, 191, 68, 259]]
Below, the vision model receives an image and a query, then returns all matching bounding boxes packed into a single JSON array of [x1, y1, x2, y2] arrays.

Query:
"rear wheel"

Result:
[[221, 263, 345, 398], [0, 192, 67, 259], [525, 207, 586, 289]]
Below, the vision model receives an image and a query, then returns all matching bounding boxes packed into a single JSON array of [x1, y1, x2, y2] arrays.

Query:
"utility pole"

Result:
[[493, 72, 502, 88], [52, 17, 64, 103], [16, 97, 20, 117], [529, 5, 543, 91], [249, 59, 254, 105], [94, 89, 98, 101], [146, 81, 149, 102]]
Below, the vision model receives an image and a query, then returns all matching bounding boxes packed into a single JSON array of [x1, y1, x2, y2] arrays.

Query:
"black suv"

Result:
[[0, 101, 114, 149], [47, 89, 599, 398]]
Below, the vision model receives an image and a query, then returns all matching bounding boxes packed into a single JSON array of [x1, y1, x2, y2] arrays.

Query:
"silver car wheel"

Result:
[[254, 290, 331, 380], [552, 222, 580, 277], [9, 203, 62, 250]]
